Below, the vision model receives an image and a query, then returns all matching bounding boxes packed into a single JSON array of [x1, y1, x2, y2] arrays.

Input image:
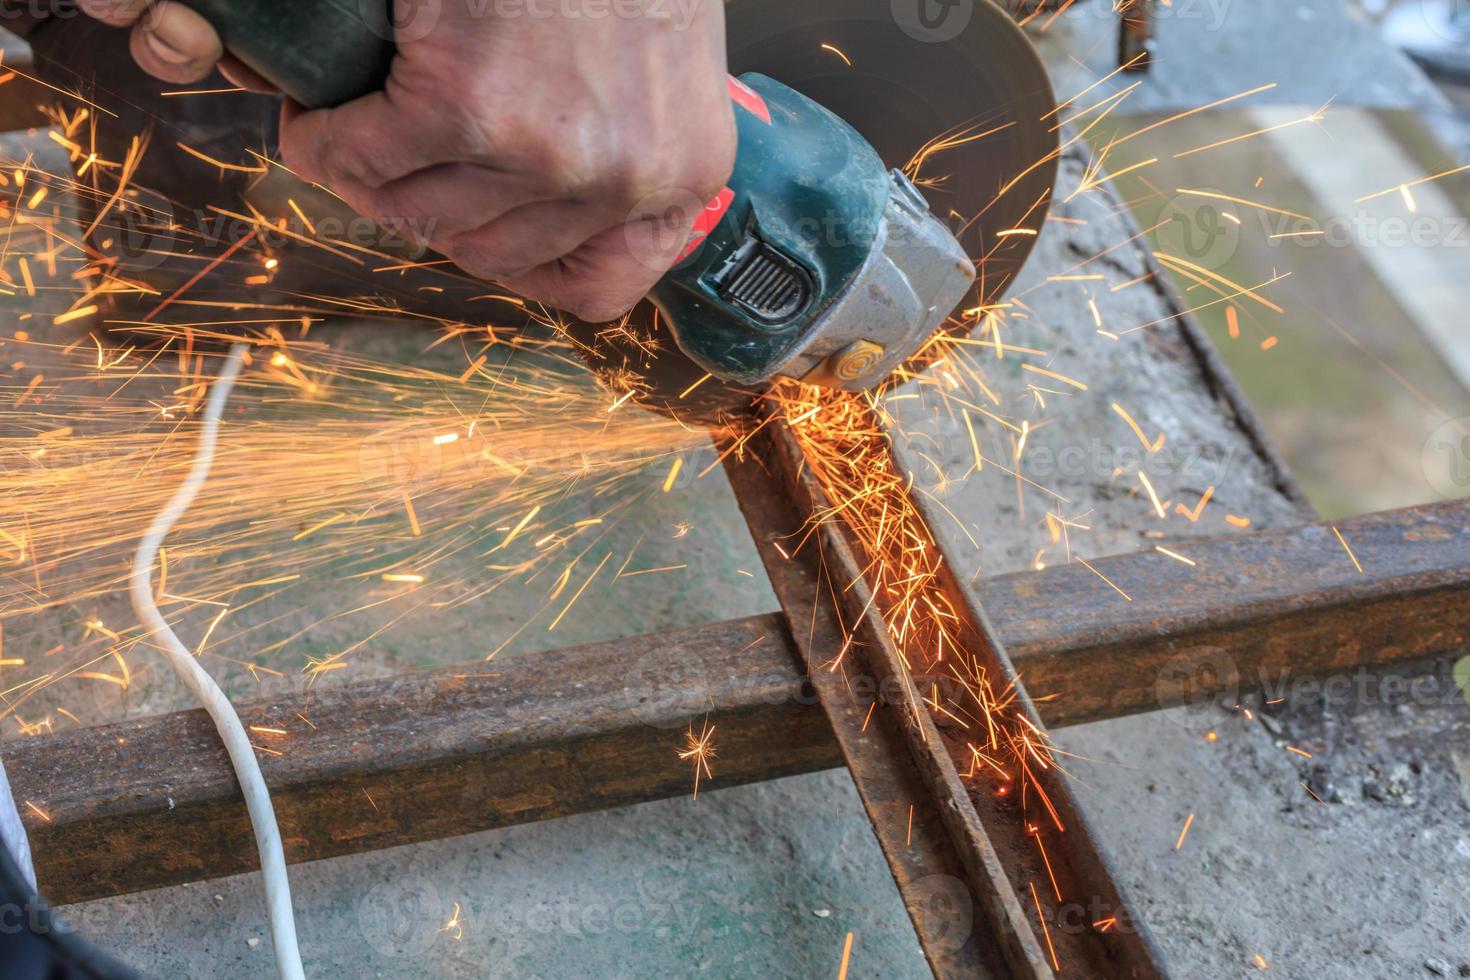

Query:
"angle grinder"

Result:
[[161, 0, 1057, 393]]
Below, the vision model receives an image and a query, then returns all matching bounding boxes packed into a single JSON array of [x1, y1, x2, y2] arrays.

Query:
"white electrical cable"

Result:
[[128, 343, 305, 980], [0, 751, 35, 892]]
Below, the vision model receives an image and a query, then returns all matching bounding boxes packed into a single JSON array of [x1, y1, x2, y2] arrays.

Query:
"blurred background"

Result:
[[1039, 0, 1470, 519]]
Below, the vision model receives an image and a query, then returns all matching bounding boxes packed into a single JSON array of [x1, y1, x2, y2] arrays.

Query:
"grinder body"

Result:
[[647, 75, 974, 389], [174, 0, 976, 390]]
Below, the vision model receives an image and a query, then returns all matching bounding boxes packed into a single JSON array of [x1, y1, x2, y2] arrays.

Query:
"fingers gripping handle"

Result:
[[177, 2, 748, 271], [175, 0, 393, 108]]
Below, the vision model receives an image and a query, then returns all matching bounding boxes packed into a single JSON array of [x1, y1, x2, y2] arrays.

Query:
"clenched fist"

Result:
[[79, 0, 738, 321]]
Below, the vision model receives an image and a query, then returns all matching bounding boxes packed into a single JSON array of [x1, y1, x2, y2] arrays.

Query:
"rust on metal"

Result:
[[727, 420, 1170, 978], [981, 498, 1470, 726], [722, 430, 1035, 978], [13, 499, 1468, 913], [15, 615, 833, 905]]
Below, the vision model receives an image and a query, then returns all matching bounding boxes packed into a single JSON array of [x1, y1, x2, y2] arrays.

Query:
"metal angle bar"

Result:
[[11, 499, 1468, 909], [15, 614, 837, 906], [723, 421, 1169, 979], [721, 432, 1035, 979], [981, 497, 1470, 725]]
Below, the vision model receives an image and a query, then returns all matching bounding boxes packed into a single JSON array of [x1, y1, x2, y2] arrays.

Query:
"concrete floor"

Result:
[[17, 0, 1470, 977]]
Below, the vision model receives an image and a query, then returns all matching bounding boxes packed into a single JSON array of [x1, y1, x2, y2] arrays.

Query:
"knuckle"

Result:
[[320, 140, 385, 190], [685, 113, 738, 198], [278, 137, 329, 191], [444, 240, 531, 283], [531, 133, 605, 198], [572, 297, 632, 323], [603, 151, 677, 207], [553, 278, 636, 322]]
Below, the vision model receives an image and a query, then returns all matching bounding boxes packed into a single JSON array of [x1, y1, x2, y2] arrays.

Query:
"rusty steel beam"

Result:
[[722, 438, 1030, 978], [726, 423, 1169, 979], [10, 498, 1469, 909], [982, 497, 1470, 726], [1119, 0, 1156, 70], [14, 615, 836, 906]]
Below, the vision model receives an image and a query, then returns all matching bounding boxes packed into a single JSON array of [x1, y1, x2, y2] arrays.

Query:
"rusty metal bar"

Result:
[[722, 435, 1033, 978], [1119, 0, 1156, 70], [11, 498, 1469, 909], [726, 422, 1169, 979], [981, 497, 1470, 726], [15, 615, 835, 906]]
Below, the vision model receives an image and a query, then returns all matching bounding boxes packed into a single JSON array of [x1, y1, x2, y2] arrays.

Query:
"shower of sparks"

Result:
[[0, 43, 1352, 969], [678, 717, 716, 799]]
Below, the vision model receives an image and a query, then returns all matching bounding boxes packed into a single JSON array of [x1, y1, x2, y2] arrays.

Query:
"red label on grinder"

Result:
[[726, 76, 771, 124]]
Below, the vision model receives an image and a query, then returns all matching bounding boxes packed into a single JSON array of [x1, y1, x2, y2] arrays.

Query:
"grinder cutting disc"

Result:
[[727, 0, 1057, 299], [584, 0, 1059, 417]]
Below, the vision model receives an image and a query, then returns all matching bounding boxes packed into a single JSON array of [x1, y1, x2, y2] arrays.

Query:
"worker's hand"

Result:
[[77, 0, 225, 84], [77, 0, 738, 323]]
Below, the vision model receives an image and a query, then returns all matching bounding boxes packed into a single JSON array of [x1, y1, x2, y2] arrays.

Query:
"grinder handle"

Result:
[[174, 0, 393, 109]]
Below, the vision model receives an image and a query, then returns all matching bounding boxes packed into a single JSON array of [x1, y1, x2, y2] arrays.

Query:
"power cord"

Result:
[[127, 343, 305, 980], [0, 751, 34, 892]]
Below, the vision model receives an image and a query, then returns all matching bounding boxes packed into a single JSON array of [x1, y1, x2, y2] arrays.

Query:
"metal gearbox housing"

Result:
[[645, 74, 975, 391]]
